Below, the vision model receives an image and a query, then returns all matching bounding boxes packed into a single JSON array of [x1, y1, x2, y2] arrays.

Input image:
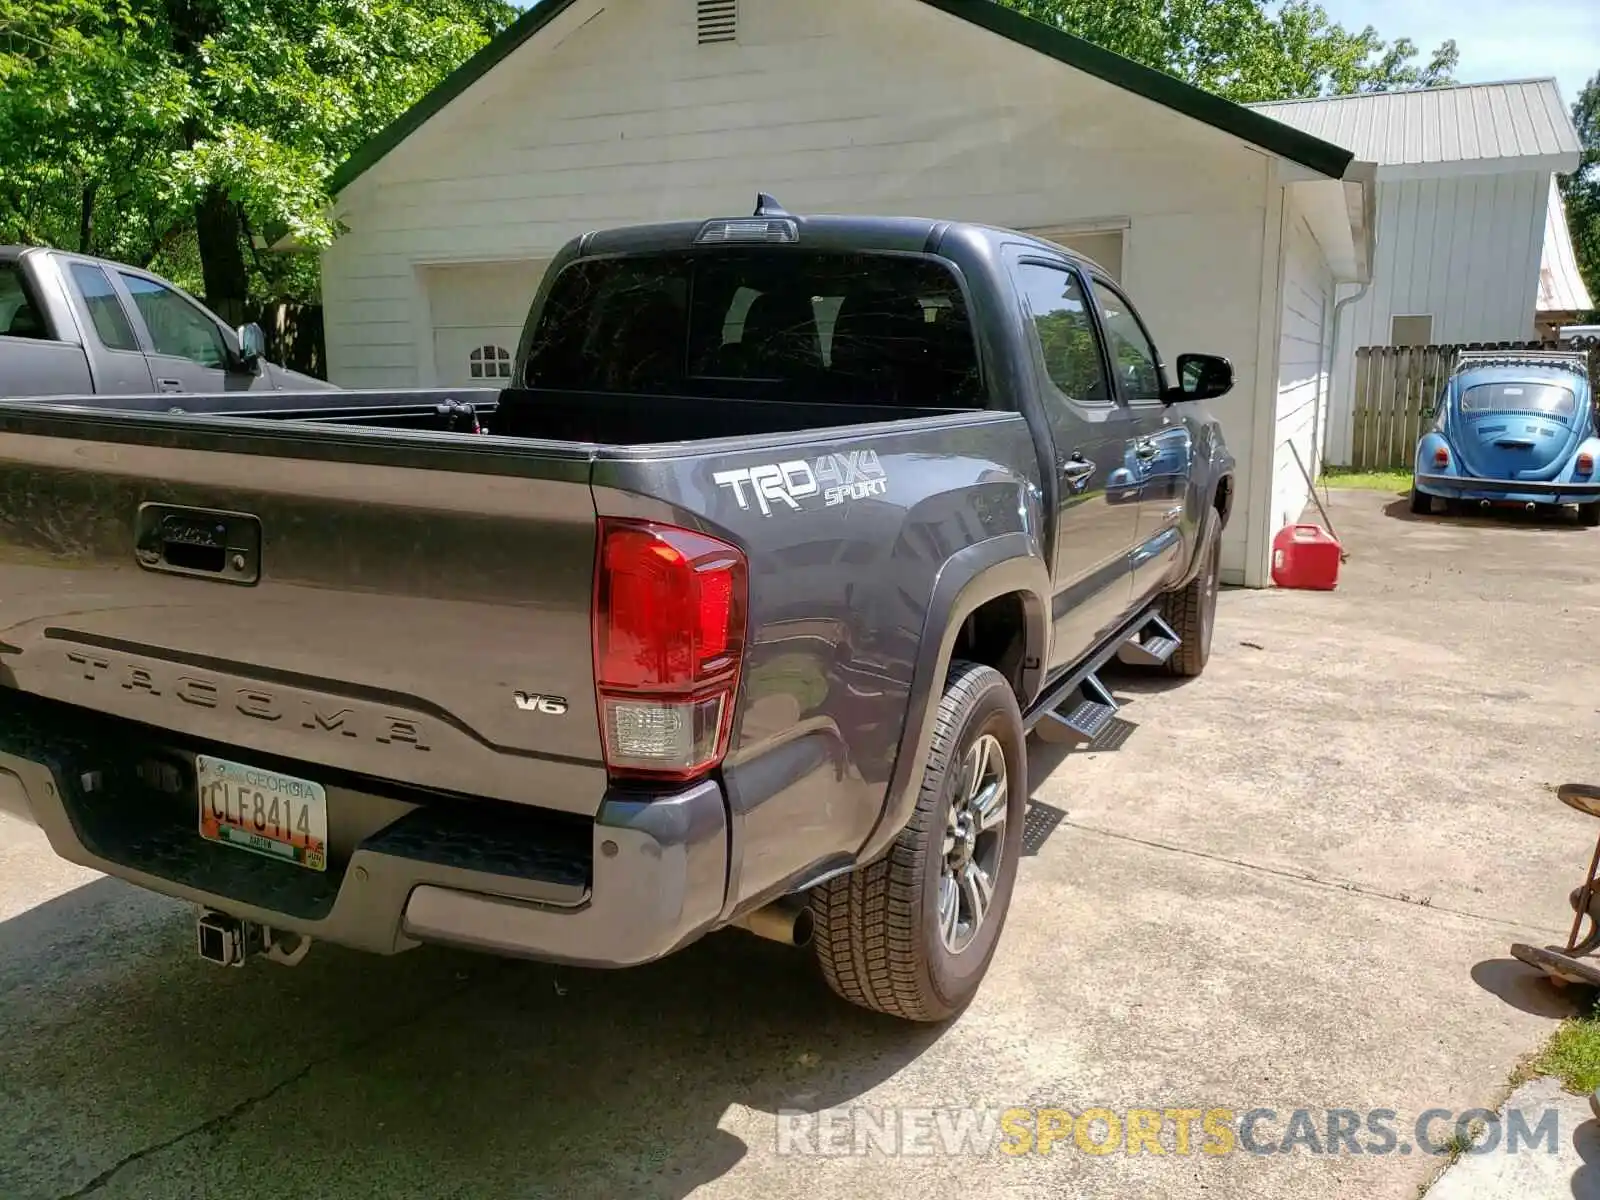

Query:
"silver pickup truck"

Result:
[[0, 246, 333, 398]]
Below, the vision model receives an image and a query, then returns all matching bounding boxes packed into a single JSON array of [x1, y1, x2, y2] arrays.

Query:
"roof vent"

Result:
[[697, 0, 736, 45]]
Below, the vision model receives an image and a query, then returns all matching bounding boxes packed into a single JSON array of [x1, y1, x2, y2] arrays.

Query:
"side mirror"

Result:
[[234, 322, 266, 372], [1166, 353, 1233, 404]]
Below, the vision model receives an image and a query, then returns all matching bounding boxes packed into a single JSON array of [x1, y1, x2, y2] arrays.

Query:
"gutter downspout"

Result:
[[1326, 160, 1378, 472], [1326, 279, 1371, 468]]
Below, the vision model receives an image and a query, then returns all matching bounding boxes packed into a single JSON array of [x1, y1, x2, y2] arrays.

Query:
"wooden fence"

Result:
[[248, 302, 325, 381], [1348, 341, 1600, 471]]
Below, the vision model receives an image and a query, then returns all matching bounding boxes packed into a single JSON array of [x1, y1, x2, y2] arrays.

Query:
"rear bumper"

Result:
[[0, 690, 728, 969], [1414, 473, 1600, 501]]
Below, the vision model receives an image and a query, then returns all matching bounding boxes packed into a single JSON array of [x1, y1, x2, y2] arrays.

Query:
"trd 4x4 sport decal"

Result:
[[714, 450, 888, 516]]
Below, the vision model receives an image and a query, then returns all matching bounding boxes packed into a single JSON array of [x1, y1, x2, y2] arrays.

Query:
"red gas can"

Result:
[[1271, 523, 1341, 590]]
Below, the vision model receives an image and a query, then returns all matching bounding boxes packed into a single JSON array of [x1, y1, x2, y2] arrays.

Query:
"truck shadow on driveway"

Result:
[[0, 877, 944, 1200]]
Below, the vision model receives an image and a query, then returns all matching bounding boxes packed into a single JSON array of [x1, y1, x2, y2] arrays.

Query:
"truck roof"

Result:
[[571, 200, 1105, 274]]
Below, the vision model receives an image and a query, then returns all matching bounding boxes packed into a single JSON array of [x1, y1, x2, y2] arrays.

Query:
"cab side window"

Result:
[[1092, 277, 1163, 403], [116, 272, 227, 368], [1011, 262, 1111, 406]]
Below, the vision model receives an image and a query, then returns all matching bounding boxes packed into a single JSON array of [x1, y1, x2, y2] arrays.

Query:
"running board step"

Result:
[[1034, 673, 1118, 746], [1116, 614, 1182, 667]]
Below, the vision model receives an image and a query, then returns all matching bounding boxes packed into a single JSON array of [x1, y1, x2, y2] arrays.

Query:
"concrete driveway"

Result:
[[2, 487, 1595, 1199]]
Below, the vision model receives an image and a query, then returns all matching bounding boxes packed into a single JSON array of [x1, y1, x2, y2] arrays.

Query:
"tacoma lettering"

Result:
[[57, 649, 428, 751]]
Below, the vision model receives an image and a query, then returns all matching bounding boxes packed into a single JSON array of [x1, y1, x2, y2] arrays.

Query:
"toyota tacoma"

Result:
[[0, 199, 1234, 1021]]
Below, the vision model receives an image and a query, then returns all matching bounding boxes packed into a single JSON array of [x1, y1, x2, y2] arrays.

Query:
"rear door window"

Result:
[[524, 251, 984, 407], [1011, 261, 1112, 405], [68, 263, 140, 352], [0, 264, 48, 339]]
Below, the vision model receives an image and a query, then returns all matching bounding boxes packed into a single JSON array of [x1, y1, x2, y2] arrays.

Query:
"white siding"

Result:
[[322, 0, 1300, 583], [1269, 208, 1333, 542], [1325, 170, 1551, 464]]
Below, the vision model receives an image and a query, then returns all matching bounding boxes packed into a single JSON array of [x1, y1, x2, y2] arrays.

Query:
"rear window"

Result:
[[1462, 382, 1576, 418], [523, 250, 983, 407], [0, 264, 45, 339]]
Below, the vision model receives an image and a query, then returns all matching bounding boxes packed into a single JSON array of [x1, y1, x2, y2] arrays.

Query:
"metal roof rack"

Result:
[[1451, 349, 1590, 378]]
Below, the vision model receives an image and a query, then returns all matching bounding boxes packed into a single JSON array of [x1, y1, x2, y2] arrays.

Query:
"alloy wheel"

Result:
[[938, 733, 1008, 954]]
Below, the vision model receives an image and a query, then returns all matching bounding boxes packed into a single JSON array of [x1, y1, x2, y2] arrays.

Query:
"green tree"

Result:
[[1561, 71, 1600, 320], [0, 0, 515, 313], [995, 0, 1458, 102]]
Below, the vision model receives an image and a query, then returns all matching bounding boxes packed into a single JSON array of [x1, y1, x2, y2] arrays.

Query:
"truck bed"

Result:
[[14, 385, 968, 444], [0, 375, 1029, 951], [0, 383, 999, 805]]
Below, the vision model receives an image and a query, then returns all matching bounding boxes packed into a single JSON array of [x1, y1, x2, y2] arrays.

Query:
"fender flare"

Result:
[[856, 532, 1050, 865], [1176, 469, 1232, 590]]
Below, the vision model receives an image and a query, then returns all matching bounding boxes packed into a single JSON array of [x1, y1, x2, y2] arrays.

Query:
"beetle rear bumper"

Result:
[[1415, 473, 1600, 502]]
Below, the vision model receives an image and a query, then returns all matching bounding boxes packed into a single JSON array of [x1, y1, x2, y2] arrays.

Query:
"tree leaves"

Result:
[[2, 0, 1459, 310], [0, 0, 514, 304], [995, 0, 1457, 102], [1561, 72, 1600, 321]]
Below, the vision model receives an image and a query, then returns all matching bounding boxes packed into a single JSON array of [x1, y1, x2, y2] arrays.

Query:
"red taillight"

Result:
[[593, 519, 747, 780], [1580, 452, 1595, 475], [1433, 446, 1450, 468]]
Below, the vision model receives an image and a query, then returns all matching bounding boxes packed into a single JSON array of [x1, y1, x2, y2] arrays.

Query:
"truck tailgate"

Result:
[[0, 411, 608, 815]]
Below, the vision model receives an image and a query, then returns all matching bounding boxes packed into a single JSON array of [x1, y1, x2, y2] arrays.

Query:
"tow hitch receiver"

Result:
[[196, 909, 313, 968], [196, 909, 262, 967]]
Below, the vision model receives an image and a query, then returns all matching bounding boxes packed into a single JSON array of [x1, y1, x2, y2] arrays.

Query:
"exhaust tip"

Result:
[[734, 901, 813, 948], [1480, 500, 1491, 509], [1526, 502, 1538, 512]]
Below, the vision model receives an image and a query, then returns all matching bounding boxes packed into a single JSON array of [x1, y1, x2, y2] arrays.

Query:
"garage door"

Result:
[[1023, 227, 1124, 282], [425, 260, 549, 388]]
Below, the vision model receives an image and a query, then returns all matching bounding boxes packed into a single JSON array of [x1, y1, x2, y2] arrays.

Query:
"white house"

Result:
[[1250, 81, 1586, 468], [319, 0, 1379, 587]]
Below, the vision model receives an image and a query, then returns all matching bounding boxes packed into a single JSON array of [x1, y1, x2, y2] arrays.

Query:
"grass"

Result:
[[1519, 998, 1600, 1094], [1321, 466, 1412, 494]]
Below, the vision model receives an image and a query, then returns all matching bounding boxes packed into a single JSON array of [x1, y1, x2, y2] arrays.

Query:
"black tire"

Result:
[[811, 661, 1026, 1022], [1410, 488, 1431, 515], [1580, 502, 1600, 527], [1160, 517, 1221, 678]]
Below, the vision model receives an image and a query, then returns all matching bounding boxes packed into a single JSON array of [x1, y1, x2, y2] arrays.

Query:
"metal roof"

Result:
[[1539, 177, 1595, 314], [1248, 80, 1581, 173]]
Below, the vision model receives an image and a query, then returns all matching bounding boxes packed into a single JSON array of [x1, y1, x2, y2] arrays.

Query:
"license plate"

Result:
[[197, 754, 328, 871]]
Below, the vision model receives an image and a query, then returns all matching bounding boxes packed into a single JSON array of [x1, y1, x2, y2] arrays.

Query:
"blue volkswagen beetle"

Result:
[[1412, 351, 1600, 524]]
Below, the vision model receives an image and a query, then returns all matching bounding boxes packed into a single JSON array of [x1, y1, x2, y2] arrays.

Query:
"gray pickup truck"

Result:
[[0, 201, 1234, 1022], [0, 246, 333, 397]]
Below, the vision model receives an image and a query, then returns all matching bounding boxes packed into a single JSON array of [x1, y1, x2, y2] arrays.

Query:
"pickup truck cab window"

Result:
[[525, 251, 983, 408], [116, 272, 228, 368], [1090, 276, 1163, 404], [67, 263, 141, 352], [0, 264, 46, 339], [1010, 261, 1112, 405]]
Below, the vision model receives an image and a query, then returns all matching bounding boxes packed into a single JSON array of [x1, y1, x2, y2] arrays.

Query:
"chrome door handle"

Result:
[[1061, 455, 1097, 492], [156, 378, 184, 393]]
